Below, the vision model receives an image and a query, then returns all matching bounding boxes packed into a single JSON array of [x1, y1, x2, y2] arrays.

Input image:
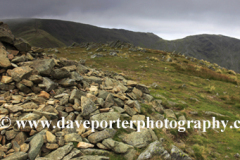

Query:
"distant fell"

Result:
[[3, 18, 240, 72]]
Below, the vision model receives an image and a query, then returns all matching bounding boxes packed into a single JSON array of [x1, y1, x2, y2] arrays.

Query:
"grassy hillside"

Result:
[[4, 18, 160, 48], [3, 18, 240, 73], [155, 34, 240, 73], [46, 44, 240, 159]]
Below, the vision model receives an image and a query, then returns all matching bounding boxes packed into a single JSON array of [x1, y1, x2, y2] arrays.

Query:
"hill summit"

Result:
[[1, 21, 240, 160]]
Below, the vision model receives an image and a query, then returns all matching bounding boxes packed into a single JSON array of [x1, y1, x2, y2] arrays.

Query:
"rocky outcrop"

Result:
[[0, 21, 194, 160]]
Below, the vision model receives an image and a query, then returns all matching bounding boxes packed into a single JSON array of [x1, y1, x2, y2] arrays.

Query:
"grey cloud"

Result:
[[1, 0, 240, 40]]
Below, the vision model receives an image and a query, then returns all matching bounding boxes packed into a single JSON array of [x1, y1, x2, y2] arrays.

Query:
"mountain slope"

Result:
[[154, 34, 240, 72], [4, 18, 160, 48], [3, 18, 240, 72]]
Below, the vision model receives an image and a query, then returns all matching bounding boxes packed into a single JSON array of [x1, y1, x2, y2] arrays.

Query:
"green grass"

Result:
[[45, 44, 240, 160]]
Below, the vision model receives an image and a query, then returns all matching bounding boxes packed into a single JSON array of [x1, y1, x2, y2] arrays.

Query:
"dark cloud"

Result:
[[1, 0, 240, 40]]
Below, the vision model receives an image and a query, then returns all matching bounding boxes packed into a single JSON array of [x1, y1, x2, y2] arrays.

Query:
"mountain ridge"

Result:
[[2, 18, 240, 72]]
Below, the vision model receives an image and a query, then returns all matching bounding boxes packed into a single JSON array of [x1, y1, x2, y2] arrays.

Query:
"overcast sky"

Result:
[[1, 0, 240, 40]]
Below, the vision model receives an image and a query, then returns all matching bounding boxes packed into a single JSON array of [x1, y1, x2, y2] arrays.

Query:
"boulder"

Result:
[[0, 24, 14, 44], [13, 38, 31, 52], [32, 59, 55, 76], [51, 68, 70, 79], [10, 66, 33, 82]]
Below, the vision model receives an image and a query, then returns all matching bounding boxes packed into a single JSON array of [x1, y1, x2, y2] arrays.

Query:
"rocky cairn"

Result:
[[0, 22, 192, 160]]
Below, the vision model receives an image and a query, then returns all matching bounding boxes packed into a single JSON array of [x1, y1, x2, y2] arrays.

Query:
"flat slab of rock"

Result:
[[2, 152, 28, 160], [102, 138, 133, 154], [45, 142, 74, 160], [88, 128, 116, 144], [90, 112, 120, 127], [71, 155, 110, 160], [28, 131, 45, 160], [77, 142, 94, 149]]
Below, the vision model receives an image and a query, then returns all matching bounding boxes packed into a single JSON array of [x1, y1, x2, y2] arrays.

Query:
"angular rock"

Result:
[[165, 109, 177, 119], [71, 155, 109, 160], [2, 152, 28, 160], [20, 113, 41, 121], [102, 138, 133, 154], [69, 89, 86, 103], [52, 68, 70, 79], [38, 91, 50, 99], [77, 64, 89, 74], [0, 25, 15, 44], [45, 142, 74, 160], [11, 66, 33, 82], [0, 108, 9, 115], [171, 145, 192, 160], [71, 71, 83, 81], [98, 90, 110, 100], [88, 128, 116, 144], [13, 38, 31, 52], [1, 76, 12, 83], [20, 143, 29, 152], [143, 94, 154, 102], [20, 79, 33, 87], [152, 100, 164, 114], [83, 76, 103, 84], [46, 143, 59, 150], [137, 141, 169, 160], [32, 59, 55, 76], [132, 87, 142, 99], [132, 115, 145, 128], [28, 131, 44, 160], [124, 105, 137, 116], [29, 75, 43, 83], [21, 102, 38, 109], [80, 149, 111, 156], [13, 132, 27, 145], [135, 84, 149, 94], [104, 94, 115, 108], [62, 148, 82, 160], [12, 55, 26, 63], [43, 77, 57, 92], [16, 83, 31, 93], [122, 129, 156, 148], [6, 130, 18, 140], [77, 142, 94, 149], [64, 133, 82, 143], [46, 131, 57, 143], [81, 96, 97, 117], [59, 78, 76, 87]]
